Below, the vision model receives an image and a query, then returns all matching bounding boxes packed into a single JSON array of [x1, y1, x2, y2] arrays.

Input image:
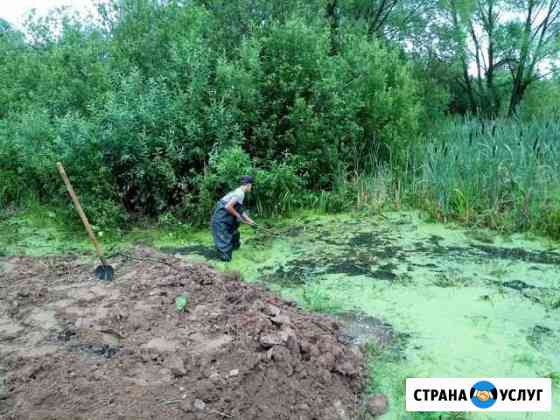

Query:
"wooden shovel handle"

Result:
[[56, 162, 106, 265]]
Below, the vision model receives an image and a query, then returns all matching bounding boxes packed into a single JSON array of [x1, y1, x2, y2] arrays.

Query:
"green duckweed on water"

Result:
[[162, 211, 560, 419], [1, 209, 559, 419]]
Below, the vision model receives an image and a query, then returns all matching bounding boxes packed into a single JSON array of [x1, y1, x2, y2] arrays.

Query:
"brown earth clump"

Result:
[[0, 247, 367, 419]]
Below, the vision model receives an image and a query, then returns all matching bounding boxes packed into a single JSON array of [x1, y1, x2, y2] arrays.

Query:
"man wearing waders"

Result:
[[211, 176, 257, 261]]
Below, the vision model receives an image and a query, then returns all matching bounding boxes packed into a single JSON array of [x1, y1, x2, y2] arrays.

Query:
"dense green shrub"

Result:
[[518, 80, 560, 122], [194, 146, 254, 223], [1, 0, 558, 241], [255, 160, 306, 216], [1, 111, 57, 204], [1, 0, 424, 227], [218, 18, 424, 187]]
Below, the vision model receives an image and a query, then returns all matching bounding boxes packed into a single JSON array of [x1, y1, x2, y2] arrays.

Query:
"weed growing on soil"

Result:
[[364, 340, 384, 359]]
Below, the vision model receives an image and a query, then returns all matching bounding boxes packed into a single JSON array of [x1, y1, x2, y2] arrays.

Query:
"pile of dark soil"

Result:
[[0, 248, 368, 419]]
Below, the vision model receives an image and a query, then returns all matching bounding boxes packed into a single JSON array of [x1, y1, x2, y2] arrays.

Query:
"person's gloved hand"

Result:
[[250, 223, 258, 230]]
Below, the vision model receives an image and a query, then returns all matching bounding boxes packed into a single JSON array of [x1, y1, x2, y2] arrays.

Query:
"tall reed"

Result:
[[409, 118, 560, 237]]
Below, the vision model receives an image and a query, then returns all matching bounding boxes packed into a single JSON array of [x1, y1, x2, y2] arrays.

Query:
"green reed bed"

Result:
[[409, 118, 560, 239]]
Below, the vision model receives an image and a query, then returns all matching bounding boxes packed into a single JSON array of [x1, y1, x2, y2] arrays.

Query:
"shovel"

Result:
[[56, 162, 114, 281]]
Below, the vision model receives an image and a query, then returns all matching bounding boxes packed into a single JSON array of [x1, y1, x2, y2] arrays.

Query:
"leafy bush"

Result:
[[255, 160, 306, 216], [0, 0, 425, 227], [193, 146, 254, 223], [518, 80, 560, 122], [0, 111, 56, 205]]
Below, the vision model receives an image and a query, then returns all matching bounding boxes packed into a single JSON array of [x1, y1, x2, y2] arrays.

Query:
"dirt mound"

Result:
[[0, 248, 366, 419]]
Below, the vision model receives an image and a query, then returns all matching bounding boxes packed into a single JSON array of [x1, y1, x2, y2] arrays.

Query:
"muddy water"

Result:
[[162, 211, 560, 419]]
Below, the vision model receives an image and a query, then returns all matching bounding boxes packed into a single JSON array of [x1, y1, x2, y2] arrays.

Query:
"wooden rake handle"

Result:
[[56, 162, 106, 266]]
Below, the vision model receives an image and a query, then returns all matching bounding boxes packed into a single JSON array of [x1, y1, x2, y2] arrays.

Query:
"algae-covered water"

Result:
[[162, 211, 560, 419], [2, 209, 559, 418]]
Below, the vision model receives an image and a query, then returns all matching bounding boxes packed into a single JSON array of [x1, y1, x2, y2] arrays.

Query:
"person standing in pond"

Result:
[[211, 176, 257, 261]]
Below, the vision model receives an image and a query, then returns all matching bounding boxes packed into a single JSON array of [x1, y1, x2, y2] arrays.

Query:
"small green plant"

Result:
[[175, 295, 188, 312], [301, 281, 342, 313]]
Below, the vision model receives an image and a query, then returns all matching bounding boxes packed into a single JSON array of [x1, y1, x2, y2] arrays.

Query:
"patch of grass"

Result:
[[483, 261, 512, 280], [364, 340, 385, 360], [0, 205, 93, 256], [301, 281, 343, 314], [0, 204, 206, 257]]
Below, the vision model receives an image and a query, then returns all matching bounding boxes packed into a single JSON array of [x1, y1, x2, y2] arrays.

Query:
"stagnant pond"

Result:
[[161, 211, 560, 419]]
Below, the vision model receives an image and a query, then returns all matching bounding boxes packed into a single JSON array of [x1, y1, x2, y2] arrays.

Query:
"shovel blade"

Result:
[[95, 265, 114, 281]]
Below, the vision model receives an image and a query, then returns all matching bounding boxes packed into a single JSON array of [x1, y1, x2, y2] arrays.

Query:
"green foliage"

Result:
[[518, 80, 560, 121], [409, 118, 560, 239], [175, 294, 188, 312], [194, 146, 254, 223], [0, 0, 425, 227], [421, 0, 560, 117], [301, 281, 342, 313], [255, 161, 306, 216], [6, 0, 556, 242], [539, 192, 560, 240], [98, 73, 183, 215]]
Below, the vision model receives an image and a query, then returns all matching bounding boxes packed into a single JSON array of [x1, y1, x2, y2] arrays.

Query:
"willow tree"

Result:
[[429, 0, 559, 116], [506, 0, 560, 115]]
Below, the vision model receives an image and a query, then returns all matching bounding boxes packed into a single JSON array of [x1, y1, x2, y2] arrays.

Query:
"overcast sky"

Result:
[[0, 0, 96, 28]]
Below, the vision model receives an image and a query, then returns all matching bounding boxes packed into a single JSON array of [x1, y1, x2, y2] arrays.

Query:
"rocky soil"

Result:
[[0, 247, 373, 419]]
